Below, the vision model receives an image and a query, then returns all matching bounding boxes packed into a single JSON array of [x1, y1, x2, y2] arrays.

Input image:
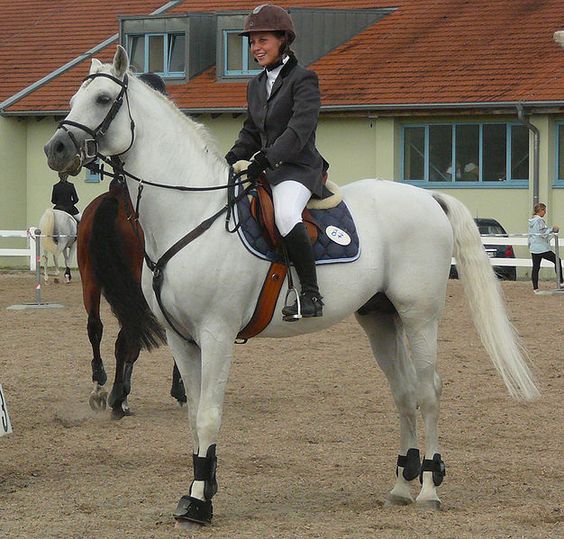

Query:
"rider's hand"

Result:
[[553, 225, 560, 233], [246, 151, 270, 180]]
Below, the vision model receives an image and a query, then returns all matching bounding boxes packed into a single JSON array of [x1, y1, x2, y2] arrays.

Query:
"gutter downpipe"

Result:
[[516, 103, 540, 206]]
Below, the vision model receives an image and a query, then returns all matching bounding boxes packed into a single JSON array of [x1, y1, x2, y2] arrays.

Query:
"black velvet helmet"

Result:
[[138, 72, 168, 96]]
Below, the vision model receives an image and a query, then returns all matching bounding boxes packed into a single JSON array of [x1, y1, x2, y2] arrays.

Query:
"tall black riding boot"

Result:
[[282, 223, 324, 319]]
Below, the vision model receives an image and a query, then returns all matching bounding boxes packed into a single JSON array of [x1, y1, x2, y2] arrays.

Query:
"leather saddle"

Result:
[[249, 176, 320, 249]]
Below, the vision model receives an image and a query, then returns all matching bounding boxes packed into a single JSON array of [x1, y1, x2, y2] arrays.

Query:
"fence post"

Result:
[[34, 228, 42, 305]]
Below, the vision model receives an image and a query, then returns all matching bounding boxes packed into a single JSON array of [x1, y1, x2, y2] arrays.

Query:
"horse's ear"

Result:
[[113, 45, 129, 78], [90, 58, 103, 74]]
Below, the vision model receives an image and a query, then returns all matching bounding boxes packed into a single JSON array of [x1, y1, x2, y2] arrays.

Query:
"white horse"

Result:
[[44, 46, 538, 525], [38, 208, 77, 283]]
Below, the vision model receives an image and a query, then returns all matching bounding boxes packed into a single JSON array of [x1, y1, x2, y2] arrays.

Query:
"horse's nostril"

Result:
[[55, 141, 65, 155]]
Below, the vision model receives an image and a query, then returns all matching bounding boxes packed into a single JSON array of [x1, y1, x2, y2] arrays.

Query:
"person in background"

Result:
[[528, 202, 562, 293], [462, 162, 479, 181], [225, 4, 326, 320], [51, 176, 81, 222], [139, 72, 167, 96]]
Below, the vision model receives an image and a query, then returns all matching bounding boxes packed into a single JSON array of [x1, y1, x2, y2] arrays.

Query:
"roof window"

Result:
[[223, 31, 261, 77], [127, 33, 186, 77], [120, 14, 216, 82]]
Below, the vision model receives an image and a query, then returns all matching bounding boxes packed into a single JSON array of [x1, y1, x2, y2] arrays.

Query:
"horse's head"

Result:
[[44, 46, 134, 175]]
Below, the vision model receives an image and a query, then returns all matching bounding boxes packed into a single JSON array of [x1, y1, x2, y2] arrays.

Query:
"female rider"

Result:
[[225, 4, 326, 319]]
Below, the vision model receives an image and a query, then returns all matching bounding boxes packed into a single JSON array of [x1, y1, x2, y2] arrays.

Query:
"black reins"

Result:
[[60, 71, 255, 344]]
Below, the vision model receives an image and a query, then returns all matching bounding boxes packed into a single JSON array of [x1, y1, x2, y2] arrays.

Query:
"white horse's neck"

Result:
[[123, 77, 228, 189], [119, 76, 231, 254]]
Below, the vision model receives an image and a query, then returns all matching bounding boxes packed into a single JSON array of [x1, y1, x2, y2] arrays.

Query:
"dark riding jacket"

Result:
[[228, 54, 326, 197], [51, 180, 79, 215]]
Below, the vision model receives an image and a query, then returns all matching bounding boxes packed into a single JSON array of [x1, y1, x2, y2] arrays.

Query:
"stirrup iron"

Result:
[[283, 286, 302, 321]]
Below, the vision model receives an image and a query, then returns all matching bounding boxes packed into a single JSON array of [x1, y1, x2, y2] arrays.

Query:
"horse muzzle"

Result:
[[44, 129, 88, 175]]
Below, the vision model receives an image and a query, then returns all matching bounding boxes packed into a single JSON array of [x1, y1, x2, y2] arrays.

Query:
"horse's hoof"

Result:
[[416, 499, 442, 511], [173, 495, 213, 525], [111, 408, 125, 420], [111, 406, 132, 420], [89, 391, 107, 411], [176, 400, 186, 408], [111, 400, 132, 420], [384, 493, 414, 506]]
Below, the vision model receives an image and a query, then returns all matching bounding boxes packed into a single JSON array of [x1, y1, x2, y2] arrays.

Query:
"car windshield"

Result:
[[478, 224, 505, 235]]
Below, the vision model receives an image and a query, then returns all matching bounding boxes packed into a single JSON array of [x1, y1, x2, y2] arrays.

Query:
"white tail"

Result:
[[38, 209, 57, 254], [434, 193, 540, 401]]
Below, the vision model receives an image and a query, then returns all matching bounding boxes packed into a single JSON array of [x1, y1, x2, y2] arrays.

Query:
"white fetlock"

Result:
[[385, 475, 413, 506], [416, 471, 442, 510]]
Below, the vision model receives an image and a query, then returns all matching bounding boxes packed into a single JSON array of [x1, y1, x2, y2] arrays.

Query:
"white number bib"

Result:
[[0, 384, 13, 436], [325, 225, 351, 246]]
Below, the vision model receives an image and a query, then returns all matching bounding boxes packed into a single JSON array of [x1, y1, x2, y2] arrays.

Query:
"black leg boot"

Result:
[[281, 223, 324, 319]]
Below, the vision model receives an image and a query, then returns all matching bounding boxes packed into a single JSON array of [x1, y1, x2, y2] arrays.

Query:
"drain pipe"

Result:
[[516, 103, 540, 205]]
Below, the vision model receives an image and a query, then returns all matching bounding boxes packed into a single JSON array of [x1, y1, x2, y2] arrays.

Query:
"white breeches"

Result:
[[271, 181, 312, 237]]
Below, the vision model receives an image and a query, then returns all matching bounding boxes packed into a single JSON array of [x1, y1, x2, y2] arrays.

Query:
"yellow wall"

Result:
[[0, 117, 27, 229], [1, 111, 563, 278], [0, 117, 28, 266]]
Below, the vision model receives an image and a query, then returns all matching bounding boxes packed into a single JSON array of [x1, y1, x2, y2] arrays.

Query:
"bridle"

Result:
[[58, 69, 258, 344], [58, 73, 135, 165]]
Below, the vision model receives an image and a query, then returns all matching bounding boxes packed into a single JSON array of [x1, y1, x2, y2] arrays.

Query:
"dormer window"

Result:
[[127, 32, 185, 77], [223, 31, 261, 77]]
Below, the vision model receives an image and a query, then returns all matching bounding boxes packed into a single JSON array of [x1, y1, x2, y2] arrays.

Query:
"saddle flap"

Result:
[[249, 177, 319, 248]]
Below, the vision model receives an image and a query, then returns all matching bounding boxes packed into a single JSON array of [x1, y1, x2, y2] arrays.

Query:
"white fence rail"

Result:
[[0, 229, 38, 271], [452, 234, 563, 269], [2, 228, 562, 284], [480, 234, 563, 268]]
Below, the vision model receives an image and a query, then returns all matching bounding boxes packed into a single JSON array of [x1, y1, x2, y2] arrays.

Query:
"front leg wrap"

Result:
[[174, 444, 218, 524], [419, 453, 446, 486], [396, 448, 421, 481]]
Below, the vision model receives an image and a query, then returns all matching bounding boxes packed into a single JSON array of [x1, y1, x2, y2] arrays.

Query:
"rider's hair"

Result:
[[532, 202, 546, 215]]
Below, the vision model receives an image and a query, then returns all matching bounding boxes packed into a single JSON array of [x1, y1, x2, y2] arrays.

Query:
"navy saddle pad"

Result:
[[233, 186, 361, 265]]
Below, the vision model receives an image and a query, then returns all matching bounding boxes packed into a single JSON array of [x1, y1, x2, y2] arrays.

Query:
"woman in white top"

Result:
[[527, 202, 562, 292]]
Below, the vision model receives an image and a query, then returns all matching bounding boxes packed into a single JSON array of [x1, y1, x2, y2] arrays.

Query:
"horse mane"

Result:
[[130, 71, 225, 168]]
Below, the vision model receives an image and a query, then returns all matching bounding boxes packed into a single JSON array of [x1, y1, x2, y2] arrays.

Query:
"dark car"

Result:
[[450, 217, 516, 280]]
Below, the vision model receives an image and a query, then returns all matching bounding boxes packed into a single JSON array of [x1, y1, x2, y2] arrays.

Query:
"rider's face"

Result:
[[249, 32, 284, 68]]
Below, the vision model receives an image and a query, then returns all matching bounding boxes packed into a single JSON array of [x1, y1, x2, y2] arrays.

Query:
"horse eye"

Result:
[[96, 94, 112, 105]]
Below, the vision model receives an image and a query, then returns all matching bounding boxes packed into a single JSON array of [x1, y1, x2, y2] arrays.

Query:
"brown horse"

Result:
[[77, 180, 185, 419]]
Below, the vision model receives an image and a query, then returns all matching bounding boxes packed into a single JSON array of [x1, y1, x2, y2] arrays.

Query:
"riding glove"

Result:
[[225, 151, 238, 166], [246, 151, 270, 180]]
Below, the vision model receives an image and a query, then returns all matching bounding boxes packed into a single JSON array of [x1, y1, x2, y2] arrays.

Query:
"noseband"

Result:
[[58, 73, 135, 163]]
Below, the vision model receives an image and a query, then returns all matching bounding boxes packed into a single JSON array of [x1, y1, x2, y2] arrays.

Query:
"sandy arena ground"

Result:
[[0, 272, 562, 538]]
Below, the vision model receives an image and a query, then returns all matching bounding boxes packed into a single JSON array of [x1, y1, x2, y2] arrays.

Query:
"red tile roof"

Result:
[[1, 1, 563, 114]]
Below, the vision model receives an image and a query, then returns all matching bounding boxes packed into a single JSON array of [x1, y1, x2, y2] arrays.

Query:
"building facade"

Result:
[[1, 1, 563, 272]]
